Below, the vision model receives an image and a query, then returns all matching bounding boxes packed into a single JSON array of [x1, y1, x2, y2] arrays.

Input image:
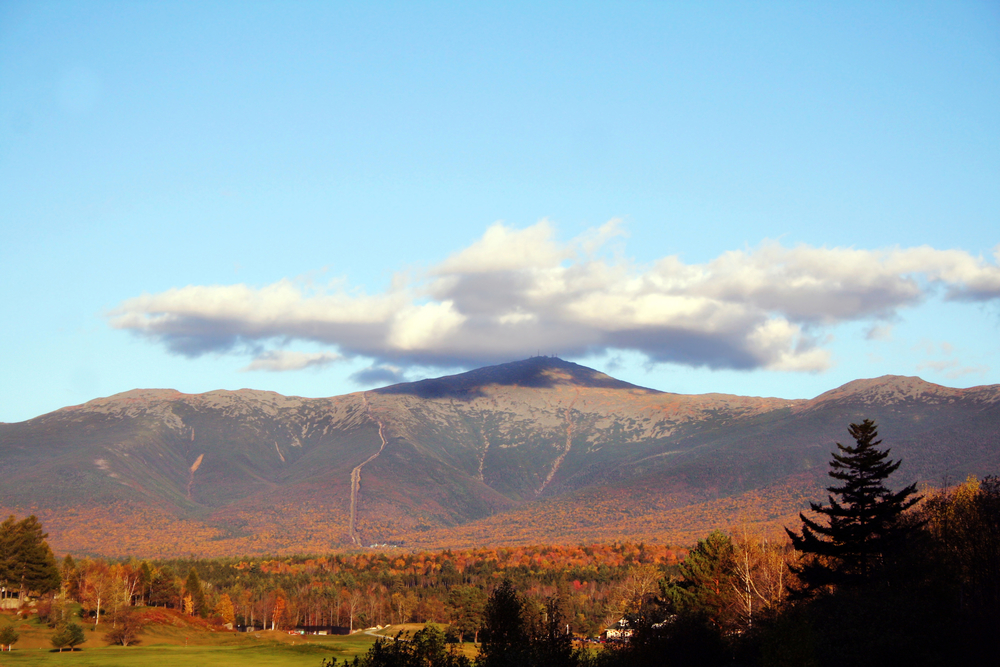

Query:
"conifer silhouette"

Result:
[[786, 419, 920, 593]]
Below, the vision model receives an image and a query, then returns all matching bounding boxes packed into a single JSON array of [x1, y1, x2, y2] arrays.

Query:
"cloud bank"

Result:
[[109, 220, 1000, 377]]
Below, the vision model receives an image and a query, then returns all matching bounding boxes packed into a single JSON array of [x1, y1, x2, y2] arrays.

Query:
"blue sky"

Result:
[[1, 1, 998, 423]]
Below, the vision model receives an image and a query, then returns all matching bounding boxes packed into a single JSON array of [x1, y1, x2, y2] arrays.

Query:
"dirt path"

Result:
[[350, 394, 389, 546]]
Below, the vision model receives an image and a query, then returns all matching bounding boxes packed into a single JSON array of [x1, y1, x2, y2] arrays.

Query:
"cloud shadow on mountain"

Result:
[[373, 356, 660, 400]]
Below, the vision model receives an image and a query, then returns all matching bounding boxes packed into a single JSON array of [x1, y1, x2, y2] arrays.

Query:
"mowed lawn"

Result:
[[0, 612, 379, 667], [0, 642, 373, 667]]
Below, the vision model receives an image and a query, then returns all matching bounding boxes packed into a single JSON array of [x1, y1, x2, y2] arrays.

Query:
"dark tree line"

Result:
[[329, 578, 581, 667], [325, 624, 472, 667]]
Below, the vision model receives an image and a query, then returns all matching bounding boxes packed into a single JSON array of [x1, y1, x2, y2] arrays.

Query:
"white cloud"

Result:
[[435, 219, 569, 274], [865, 324, 893, 341], [917, 359, 990, 379], [241, 350, 342, 372], [108, 220, 1000, 375], [746, 320, 830, 372], [387, 301, 466, 351]]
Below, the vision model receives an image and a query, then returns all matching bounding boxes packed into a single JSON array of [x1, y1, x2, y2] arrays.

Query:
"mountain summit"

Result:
[[1, 359, 997, 557], [807, 374, 1000, 407], [376, 356, 658, 399]]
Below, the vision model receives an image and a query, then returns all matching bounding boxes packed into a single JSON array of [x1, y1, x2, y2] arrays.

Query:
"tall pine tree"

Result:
[[786, 419, 920, 594], [0, 515, 60, 604], [478, 579, 531, 667], [664, 530, 736, 629]]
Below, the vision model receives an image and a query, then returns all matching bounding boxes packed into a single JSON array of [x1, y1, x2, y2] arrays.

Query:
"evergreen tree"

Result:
[[184, 568, 207, 617], [50, 621, 85, 652], [478, 579, 531, 667], [137, 561, 153, 606], [663, 530, 735, 629], [0, 515, 61, 603], [148, 567, 180, 608], [408, 624, 470, 667], [477, 580, 581, 667], [529, 594, 577, 667], [786, 419, 920, 593], [448, 585, 485, 642]]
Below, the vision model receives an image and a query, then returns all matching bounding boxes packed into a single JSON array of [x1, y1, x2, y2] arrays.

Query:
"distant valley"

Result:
[[2, 357, 998, 557]]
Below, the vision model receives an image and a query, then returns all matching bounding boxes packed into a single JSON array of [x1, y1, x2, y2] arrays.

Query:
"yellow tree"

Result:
[[80, 560, 113, 629], [215, 593, 236, 625], [106, 563, 133, 624], [271, 589, 287, 630]]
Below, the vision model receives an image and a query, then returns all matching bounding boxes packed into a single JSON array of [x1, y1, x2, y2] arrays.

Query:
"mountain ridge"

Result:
[[2, 358, 998, 556]]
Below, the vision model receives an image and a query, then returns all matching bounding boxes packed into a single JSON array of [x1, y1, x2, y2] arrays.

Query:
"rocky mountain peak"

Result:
[[807, 375, 956, 407], [374, 356, 658, 399]]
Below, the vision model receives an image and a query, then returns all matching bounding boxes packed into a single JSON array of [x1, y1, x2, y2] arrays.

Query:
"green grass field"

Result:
[[0, 611, 380, 667], [0, 641, 371, 667]]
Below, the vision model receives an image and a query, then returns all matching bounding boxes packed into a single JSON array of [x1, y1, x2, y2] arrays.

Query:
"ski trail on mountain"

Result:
[[350, 394, 388, 546], [187, 453, 204, 499], [478, 427, 491, 481], [538, 390, 579, 495]]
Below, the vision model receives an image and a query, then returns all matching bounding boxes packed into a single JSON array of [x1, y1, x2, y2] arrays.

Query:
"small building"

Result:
[[1, 587, 23, 610], [295, 625, 351, 636], [600, 619, 632, 642]]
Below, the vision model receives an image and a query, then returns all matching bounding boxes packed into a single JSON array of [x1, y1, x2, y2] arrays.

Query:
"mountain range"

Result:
[[2, 357, 998, 557]]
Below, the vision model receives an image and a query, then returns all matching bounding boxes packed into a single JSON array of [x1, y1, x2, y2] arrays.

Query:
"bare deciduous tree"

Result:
[[729, 524, 798, 630]]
